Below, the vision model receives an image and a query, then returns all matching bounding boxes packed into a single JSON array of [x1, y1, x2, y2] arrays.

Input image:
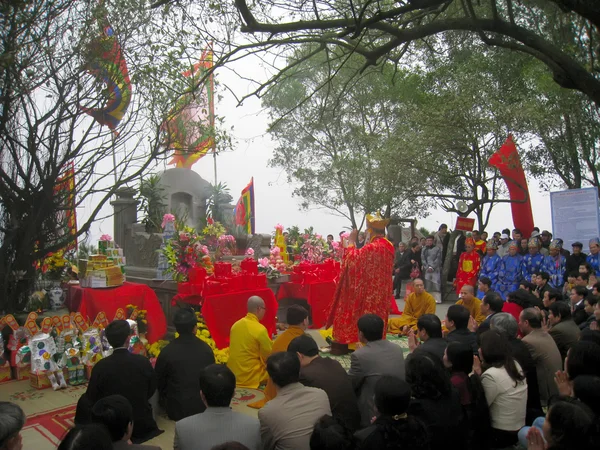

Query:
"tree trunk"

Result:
[[441, 229, 461, 301]]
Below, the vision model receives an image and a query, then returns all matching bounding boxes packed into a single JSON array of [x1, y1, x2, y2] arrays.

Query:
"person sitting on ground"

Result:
[[542, 289, 562, 313], [502, 288, 539, 332], [77, 320, 162, 443], [570, 285, 589, 326], [91, 395, 162, 450], [476, 292, 504, 335], [519, 308, 562, 408], [580, 295, 599, 330], [227, 296, 273, 388], [354, 376, 430, 450], [407, 314, 447, 362], [309, 415, 354, 450], [547, 302, 580, 361], [57, 424, 113, 450], [155, 308, 215, 421], [455, 285, 486, 324], [490, 313, 543, 424], [0, 402, 25, 450], [259, 352, 331, 450], [445, 304, 478, 354], [477, 276, 495, 300], [525, 400, 594, 450], [477, 329, 527, 449], [175, 364, 261, 450], [288, 334, 361, 431], [533, 271, 552, 299], [444, 342, 491, 450], [576, 272, 592, 290], [563, 272, 578, 297], [388, 278, 436, 334], [249, 305, 309, 409], [348, 314, 406, 427], [405, 352, 466, 449]]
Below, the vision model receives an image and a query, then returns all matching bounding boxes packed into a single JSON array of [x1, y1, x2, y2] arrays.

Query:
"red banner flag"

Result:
[[455, 217, 475, 231], [488, 135, 534, 238], [53, 163, 78, 251]]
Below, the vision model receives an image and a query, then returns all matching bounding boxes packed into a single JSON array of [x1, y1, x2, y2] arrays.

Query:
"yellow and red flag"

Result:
[[54, 163, 78, 251], [234, 178, 255, 234]]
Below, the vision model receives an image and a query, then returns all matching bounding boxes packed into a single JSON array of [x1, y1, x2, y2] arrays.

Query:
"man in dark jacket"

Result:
[[547, 302, 580, 361], [393, 242, 408, 298], [408, 314, 447, 362], [78, 320, 162, 443], [565, 242, 587, 282], [399, 242, 422, 281], [155, 308, 215, 421], [288, 334, 361, 431], [445, 305, 478, 354]]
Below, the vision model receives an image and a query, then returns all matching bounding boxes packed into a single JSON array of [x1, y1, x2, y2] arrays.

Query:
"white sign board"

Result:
[[550, 187, 600, 251]]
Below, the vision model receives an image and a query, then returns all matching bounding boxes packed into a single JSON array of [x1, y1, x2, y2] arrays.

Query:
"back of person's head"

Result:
[[211, 442, 251, 450], [286, 305, 309, 326], [104, 320, 130, 348], [447, 304, 470, 330], [548, 289, 563, 303], [479, 329, 524, 384], [309, 415, 353, 450], [374, 376, 411, 416], [416, 314, 442, 339], [266, 351, 300, 388], [90, 395, 133, 442], [482, 292, 504, 314], [0, 402, 25, 450], [575, 285, 589, 297], [406, 352, 451, 400], [57, 424, 113, 450], [566, 341, 600, 380], [521, 307, 542, 329], [579, 329, 600, 346], [546, 401, 593, 450], [445, 342, 474, 375], [288, 334, 318, 357], [490, 312, 519, 338], [357, 314, 384, 342], [573, 375, 600, 417], [173, 308, 197, 335], [199, 364, 236, 407], [549, 302, 572, 322]]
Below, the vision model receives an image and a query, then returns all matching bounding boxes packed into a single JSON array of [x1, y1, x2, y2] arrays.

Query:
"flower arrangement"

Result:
[[146, 339, 169, 358], [217, 234, 236, 257], [126, 304, 148, 334], [269, 247, 287, 272], [161, 214, 175, 229], [174, 312, 229, 364], [245, 248, 255, 257], [258, 257, 281, 280], [36, 250, 69, 281], [299, 232, 329, 264], [202, 221, 227, 250], [161, 223, 213, 282]]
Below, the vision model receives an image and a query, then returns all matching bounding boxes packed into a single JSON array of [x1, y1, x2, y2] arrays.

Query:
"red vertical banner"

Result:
[[488, 135, 534, 237], [54, 163, 78, 251]]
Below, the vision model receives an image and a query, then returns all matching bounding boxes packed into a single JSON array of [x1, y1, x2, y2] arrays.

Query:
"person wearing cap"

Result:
[[586, 237, 600, 278], [454, 237, 481, 295], [542, 240, 567, 290], [566, 242, 587, 282], [540, 230, 552, 251], [496, 241, 523, 300], [497, 233, 511, 258], [476, 239, 502, 298], [520, 237, 545, 284], [472, 230, 486, 256]]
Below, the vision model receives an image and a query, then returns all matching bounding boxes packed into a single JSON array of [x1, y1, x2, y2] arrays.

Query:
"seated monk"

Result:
[[388, 278, 436, 334], [455, 285, 486, 324], [227, 296, 273, 388], [248, 304, 309, 409]]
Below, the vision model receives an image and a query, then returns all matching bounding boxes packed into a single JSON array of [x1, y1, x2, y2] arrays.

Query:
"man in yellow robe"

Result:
[[388, 278, 436, 334], [455, 285, 486, 324], [248, 304, 309, 409], [227, 296, 273, 388]]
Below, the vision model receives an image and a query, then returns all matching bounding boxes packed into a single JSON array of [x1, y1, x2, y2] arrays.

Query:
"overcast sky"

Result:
[[85, 51, 557, 244]]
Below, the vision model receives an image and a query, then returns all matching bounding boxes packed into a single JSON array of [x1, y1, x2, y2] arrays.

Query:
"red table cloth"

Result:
[[201, 288, 277, 349], [68, 282, 167, 344]]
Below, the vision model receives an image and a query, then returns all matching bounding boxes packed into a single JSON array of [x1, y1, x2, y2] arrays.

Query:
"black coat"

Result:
[[85, 348, 160, 441], [399, 249, 421, 280], [447, 329, 478, 354], [509, 338, 543, 424], [573, 302, 589, 326], [565, 253, 586, 280], [154, 334, 215, 421]]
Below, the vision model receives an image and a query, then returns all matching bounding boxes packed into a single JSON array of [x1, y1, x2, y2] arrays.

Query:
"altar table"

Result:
[[67, 282, 167, 344]]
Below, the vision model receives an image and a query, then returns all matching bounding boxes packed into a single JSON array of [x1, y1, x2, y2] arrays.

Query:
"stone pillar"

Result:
[[110, 187, 139, 250]]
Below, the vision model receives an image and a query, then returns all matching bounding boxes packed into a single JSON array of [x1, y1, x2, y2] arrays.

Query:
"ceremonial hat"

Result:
[[530, 231, 540, 238], [366, 212, 390, 231], [486, 239, 498, 250], [572, 242, 583, 248], [508, 240, 519, 249], [589, 237, 600, 247], [465, 237, 475, 247], [528, 237, 540, 248], [500, 233, 509, 240], [541, 230, 552, 237], [549, 239, 563, 250]]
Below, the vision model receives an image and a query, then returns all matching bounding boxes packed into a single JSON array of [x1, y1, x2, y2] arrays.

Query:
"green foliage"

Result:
[[139, 174, 166, 233], [206, 182, 230, 225]]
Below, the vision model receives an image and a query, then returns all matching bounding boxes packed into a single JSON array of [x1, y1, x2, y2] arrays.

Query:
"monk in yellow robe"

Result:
[[388, 278, 436, 334], [227, 296, 273, 388], [248, 305, 309, 409], [455, 285, 486, 324]]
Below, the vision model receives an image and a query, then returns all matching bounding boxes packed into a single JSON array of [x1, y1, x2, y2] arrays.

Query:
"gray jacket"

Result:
[[348, 339, 406, 427], [421, 245, 442, 271]]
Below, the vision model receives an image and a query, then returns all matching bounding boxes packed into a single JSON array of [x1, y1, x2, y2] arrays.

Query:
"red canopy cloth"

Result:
[[171, 293, 203, 307], [201, 288, 277, 349], [68, 282, 167, 344]]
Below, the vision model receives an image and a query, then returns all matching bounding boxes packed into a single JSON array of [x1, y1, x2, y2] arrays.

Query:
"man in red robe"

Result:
[[326, 214, 395, 344], [455, 237, 481, 294]]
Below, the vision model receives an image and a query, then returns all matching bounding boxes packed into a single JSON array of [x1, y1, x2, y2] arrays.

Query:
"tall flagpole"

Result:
[[210, 41, 217, 186]]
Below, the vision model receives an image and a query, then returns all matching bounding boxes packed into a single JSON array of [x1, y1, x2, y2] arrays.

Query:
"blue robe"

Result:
[[497, 254, 523, 300], [543, 255, 566, 289], [477, 253, 502, 298], [586, 253, 600, 278], [520, 253, 545, 283]]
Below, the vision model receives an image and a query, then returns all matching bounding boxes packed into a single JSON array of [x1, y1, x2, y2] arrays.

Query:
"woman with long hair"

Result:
[[405, 352, 467, 449], [444, 342, 491, 449], [478, 329, 527, 448], [355, 376, 429, 450]]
